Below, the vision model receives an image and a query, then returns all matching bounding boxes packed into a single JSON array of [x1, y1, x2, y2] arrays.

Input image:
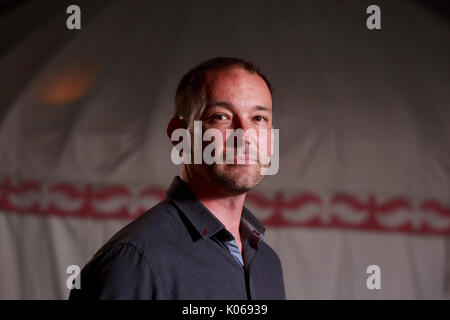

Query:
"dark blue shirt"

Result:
[[69, 176, 286, 300]]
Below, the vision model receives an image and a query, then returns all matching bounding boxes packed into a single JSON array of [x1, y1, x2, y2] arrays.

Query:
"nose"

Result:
[[232, 115, 251, 131], [229, 116, 257, 151]]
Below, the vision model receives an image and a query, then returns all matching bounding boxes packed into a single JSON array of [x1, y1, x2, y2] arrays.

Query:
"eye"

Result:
[[210, 113, 229, 121], [253, 115, 268, 122]]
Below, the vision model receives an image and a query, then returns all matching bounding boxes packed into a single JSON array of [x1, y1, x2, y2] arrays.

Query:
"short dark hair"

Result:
[[174, 57, 273, 124]]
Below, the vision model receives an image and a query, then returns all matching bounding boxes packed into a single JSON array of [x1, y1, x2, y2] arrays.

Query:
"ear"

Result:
[[167, 117, 188, 145]]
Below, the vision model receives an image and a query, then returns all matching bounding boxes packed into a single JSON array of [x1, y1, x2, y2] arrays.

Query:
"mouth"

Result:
[[221, 147, 259, 165], [232, 153, 258, 165]]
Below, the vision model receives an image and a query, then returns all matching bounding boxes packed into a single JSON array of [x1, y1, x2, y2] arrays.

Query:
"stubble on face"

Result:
[[203, 161, 265, 193]]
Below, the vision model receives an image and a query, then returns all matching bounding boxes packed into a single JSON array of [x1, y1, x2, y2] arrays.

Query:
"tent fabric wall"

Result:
[[0, 0, 449, 299]]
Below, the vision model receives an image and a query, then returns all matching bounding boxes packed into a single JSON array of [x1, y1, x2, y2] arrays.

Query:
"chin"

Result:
[[209, 165, 265, 193]]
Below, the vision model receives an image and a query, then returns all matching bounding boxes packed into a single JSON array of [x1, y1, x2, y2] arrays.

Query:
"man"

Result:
[[69, 57, 285, 300]]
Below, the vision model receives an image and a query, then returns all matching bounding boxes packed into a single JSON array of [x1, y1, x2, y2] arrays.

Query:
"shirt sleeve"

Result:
[[69, 241, 157, 300]]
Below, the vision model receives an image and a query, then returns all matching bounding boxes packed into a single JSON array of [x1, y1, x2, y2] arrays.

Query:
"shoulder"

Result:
[[258, 240, 283, 270], [81, 198, 184, 281], [254, 240, 286, 299], [95, 199, 181, 257], [70, 240, 159, 299], [70, 200, 181, 299]]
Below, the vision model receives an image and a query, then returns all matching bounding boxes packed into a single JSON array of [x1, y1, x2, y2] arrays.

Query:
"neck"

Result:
[[180, 170, 246, 238]]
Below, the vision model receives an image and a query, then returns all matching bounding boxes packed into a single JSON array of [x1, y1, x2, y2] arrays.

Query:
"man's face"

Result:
[[192, 67, 273, 193]]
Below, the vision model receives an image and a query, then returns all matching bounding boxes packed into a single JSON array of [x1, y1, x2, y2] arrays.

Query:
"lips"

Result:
[[233, 152, 258, 164], [222, 147, 259, 164]]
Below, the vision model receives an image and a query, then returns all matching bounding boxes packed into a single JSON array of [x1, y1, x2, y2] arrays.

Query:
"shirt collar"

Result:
[[166, 176, 266, 247]]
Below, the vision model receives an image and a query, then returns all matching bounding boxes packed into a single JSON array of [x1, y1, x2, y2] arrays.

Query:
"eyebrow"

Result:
[[207, 101, 272, 113], [254, 105, 272, 112]]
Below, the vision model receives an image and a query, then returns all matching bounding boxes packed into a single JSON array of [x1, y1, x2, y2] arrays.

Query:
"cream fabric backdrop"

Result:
[[0, 0, 449, 299]]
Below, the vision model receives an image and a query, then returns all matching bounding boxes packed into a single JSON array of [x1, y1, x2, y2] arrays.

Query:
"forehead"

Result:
[[204, 68, 272, 106]]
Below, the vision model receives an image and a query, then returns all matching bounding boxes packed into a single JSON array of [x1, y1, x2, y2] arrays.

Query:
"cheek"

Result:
[[201, 127, 228, 154], [216, 129, 228, 153], [256, 129, 273, 156]]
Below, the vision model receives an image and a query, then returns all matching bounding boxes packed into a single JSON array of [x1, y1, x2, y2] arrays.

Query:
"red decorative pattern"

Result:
[[0, 177, 448, 235]]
